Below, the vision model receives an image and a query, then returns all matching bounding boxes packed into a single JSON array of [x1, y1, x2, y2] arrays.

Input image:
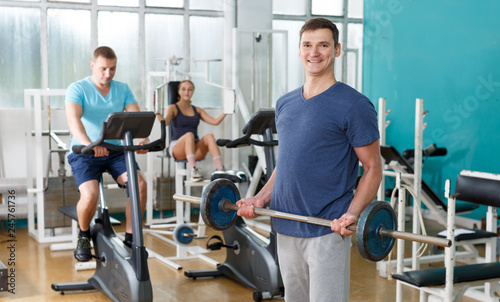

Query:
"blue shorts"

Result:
[[68, 151, 139, 187]]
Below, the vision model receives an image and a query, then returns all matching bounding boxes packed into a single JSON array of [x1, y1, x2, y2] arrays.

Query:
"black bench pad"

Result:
[[58, 205, 121, 226], [392, 262, 500, 287], [437, 229, 498, 242], [455, 201, 479, 213]]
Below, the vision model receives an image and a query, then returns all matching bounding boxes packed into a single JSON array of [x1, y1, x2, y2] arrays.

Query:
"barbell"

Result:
[[173, 179, 452, 261]]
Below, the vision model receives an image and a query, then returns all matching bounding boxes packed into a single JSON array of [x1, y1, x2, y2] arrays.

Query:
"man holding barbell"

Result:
[[237, 18, 382, 302]]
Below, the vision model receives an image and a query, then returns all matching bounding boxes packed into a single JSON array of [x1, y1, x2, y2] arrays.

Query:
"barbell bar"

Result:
[[173, 192, 451, 248], [216, 199, 450, 248], [173, 179, 452, 261]]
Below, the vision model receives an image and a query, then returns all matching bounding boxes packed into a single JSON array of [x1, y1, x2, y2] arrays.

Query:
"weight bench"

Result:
[[379, 146, 494, 271], [392, 170, 500, 302]]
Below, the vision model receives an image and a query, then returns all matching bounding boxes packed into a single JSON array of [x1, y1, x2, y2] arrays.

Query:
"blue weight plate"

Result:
[[356, 201, 396, 262], [201, 178, 240, 230], [173, 223, 195, 246]]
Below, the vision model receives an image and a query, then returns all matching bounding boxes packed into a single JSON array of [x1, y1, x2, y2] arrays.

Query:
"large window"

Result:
[[0, 0, 364, 108], [98, 11, 140, 99], [48, 9, 91, 107], [0, 7, 41, 108], [272, 20, 304, 90], [0, 1, 224, 109], [145, 14, 184, 73], [189, 16, 224, 108]]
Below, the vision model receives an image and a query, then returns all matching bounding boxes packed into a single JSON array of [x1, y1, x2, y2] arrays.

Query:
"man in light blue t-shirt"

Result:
[[66, 46, 149, 262], [237, 18, 382, 301]]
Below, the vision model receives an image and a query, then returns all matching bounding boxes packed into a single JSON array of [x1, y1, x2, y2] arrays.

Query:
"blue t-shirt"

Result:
[[65, 76, 137, 151], [271, 82, 379, 237]]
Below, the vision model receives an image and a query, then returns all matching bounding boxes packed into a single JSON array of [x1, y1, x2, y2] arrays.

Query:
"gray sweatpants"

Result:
[[277, 232, 351, 302]]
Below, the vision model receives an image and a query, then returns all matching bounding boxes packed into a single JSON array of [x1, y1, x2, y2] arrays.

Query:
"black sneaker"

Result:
[[123, 238, 132, 248], [74, 236, 92, 262]]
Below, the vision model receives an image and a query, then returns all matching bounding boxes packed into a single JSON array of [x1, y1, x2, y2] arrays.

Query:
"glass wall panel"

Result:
[[311, 0, 343, 16], [273, 0, 306, 15], [347, 23, 363, 49], [273, 20, 304, 92], [48, 9, 91, 108], [189, 0, 223, 11], [347, 23, 363, 91], [146, 0, 183, 8], [98, 11, 140, 104], [348, 0, 363, 19], [271, 31, 288, 107], [97, 0, 139, 7], [0, 7, 40, 108], [145, 13, 184, 74], [189, 16, 224, 108], [145, 13, 183, 106]]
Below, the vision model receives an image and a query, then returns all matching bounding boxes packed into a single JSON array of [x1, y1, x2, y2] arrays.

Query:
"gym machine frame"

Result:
[[376, 98, 495, 278], [143, 58, 224, 270], [52, 111, 165, 302], [24, 88, 74, 244]]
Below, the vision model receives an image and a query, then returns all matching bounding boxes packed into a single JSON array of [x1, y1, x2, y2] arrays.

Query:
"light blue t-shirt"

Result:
[[65, 76, 137, 152], [271, 82, 379, 237]]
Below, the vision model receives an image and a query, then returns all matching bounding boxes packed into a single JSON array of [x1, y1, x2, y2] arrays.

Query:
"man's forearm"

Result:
[[347, 165, 382, 219]]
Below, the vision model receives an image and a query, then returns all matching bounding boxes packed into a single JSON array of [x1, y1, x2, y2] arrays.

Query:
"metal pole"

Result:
[[124, 131, 143, 247]]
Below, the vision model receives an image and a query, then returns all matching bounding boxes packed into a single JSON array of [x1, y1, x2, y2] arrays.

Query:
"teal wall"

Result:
[[363, 0, 500, 220]]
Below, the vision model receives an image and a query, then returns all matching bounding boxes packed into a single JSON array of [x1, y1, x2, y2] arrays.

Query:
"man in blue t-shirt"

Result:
[[237, 18, 382, 301], [66, 46, 149, 262]]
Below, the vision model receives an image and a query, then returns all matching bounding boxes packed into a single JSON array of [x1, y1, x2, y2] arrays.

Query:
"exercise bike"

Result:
[[184, 110, 284, 301], [52, 111, 165, 302]]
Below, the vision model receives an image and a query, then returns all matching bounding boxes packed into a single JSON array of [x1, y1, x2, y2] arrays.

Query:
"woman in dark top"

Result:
[[157, 79, 226, 181]]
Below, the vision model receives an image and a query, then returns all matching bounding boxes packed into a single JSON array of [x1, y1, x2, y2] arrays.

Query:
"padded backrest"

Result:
[[168, 81, 180, 105], [167, 81, 180, 143], [455, 173, 500, 207]]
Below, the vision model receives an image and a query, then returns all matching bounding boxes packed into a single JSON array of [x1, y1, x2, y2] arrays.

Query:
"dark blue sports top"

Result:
[[171, 104, 200, 141]]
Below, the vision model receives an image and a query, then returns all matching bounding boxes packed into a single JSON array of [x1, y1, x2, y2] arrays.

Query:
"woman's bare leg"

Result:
[[172, 132, 197, 168], [196, 134, 223, 170]]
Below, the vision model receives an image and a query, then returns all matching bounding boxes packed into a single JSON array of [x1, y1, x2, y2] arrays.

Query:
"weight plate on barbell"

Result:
[[356, 201, 396, 262], [173, 223, 195, 246], [201, 178, 240, 230]]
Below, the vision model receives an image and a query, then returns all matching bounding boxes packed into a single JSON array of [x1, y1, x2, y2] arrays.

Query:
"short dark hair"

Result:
[[299, 18, 339, 47], [93, 46, 117, 61]]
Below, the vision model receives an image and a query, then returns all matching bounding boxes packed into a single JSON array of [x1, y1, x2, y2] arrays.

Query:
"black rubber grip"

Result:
[[72, 145, 94, 155], [216, 139, 231, 147]]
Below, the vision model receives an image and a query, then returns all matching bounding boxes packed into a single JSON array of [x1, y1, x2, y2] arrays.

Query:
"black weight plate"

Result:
[[356, 201, 396, 261], [201, 178, 240, 230], [173, 224, 195, 246]]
